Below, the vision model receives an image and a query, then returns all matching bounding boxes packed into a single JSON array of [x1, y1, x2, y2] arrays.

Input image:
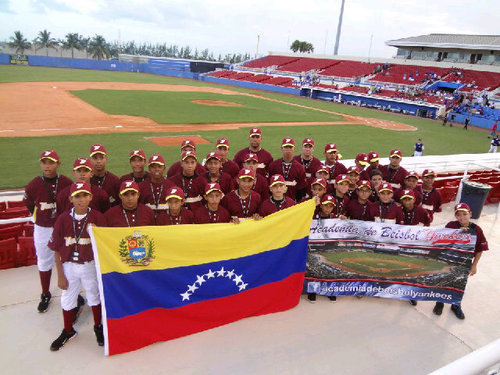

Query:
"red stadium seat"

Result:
[[0, 224, 24, 241], [0, 207, 30, 220], [23, 223, 34, 237], [17, 237, 37, 267], [0, 202, 6, 211], [0, 238, 16, 270], [7, 200, 25, 209]]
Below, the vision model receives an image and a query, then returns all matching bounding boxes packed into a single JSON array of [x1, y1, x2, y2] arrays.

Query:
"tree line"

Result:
[[7, 30, 252, 63]]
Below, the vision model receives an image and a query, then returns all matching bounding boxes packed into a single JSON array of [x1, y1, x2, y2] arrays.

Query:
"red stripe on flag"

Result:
[[106, 272, 304, 355]]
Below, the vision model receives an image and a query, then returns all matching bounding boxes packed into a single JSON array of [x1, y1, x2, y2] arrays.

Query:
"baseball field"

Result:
[[0, 64, 490, 189]]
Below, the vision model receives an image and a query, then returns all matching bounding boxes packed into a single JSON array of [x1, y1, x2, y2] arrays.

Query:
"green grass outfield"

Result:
[[321, 251, 447, 277], [0, 65, 492, 190]]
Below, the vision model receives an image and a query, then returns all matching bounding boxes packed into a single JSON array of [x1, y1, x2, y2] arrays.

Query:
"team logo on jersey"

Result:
[[118, 230, 156, 267]]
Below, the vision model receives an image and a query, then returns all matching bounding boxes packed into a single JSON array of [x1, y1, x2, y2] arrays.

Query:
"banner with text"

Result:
[[306, 219, 476, 304]]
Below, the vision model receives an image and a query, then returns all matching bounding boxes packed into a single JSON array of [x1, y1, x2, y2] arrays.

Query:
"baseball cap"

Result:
[[72, 157, 93, 171], [311, 178, 327, 189], [357, 180, 372, 189], [400, 189, 416, 200], [249, 128, 262, 137], [243, 153, 259, 163], [216, 138, 230, 148], [378, 182, 394, 193], [324, 143, 338, 153], [347, 166, 361, 175], [269, 174, 286, 187], [316, 165, 330, 174], [455, 202, 471, 213], [335, 174, 350, 184], [39, 150, 60, 163], [70, 181, 91, 197], [181, 150, 197, 161], [282, 137, 295, 147], [355, 153, 369, 166], [321, 194, 336, 206], [165, 186, 184, 201], [181, 139, 196, 150], [119, 180, 139, 195], [302, 138, 314, 146], [237, 168, 255, 180], [422, 169, 437, 177], [390, 149, 403, 158], [205, 182, 223, 195], [89, 144, 107, 157], [206, 152, 221, 162], [129, 149, 146, 160], [148, 154, 165, 166], [405, 171, 419, 179], [368, 151, 379, 163]]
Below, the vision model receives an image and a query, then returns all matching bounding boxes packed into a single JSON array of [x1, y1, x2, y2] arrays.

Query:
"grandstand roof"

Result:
[[386, 34, 500, 51]]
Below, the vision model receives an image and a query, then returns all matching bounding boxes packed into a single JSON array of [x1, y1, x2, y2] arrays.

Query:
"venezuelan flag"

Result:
[[90, 199, 315, 355]]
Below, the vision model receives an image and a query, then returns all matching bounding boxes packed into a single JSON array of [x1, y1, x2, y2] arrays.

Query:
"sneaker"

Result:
[[38, 292, 52, 313], [94, 324, 104, 346], [433, 302, 444, 316], [451, 304, 465, 320], [409, 300, 417, 306], [73, 295, 85, 323], [50, 329, 77, 351], [307, 293, 316, 303], [328, 296, 337, 303]]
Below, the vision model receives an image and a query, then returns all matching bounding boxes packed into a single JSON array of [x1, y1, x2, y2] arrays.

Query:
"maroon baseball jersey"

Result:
[[221, 190, 261, 218], [394, 188, 422, 206], [48, 208, 106, 263], [368, 201, 404, 224], [24, 174, 73, 227], [221, 159, 239, 178], [90, 171, 121, 206], [368, 188, 380, 203], [167, 173, 206, 211], [156, 208, 194, 225], [415, 185, 442, 222], [166, 161, 206, 179], [293, 155, 322, 179], [305, 176, 334, 197], [57, 184, 110, 215], [445, 221, 489, 253], [201, 171, 235, 195], [104, 204, 156, 227], [193, 205, 231, 224], [334, 194, 350, 217], [382, 166, 408, 190], [120, 172, 150, 184], [346, 199, 373, 221], [258, 197, 296, 217], [402, 205, 431, 226], [138, 179, 176, 211], [268, 158, 307, 200], [233, 147, 273, 176], [324, 161, 347, 179], [359, 169, 370, 181], [235, 173, 269, 200]]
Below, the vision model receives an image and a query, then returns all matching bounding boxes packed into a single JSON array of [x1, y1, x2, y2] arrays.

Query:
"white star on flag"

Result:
[[187, 284, 198, 293], [217, 267, 225, 277], [205, 269, 215, 279], [238, 283, 248, 291], [196, 275, 206, 285], [233, 274, 243, 285], [225, 269, 235, 279], [180, 291, 191, 301]]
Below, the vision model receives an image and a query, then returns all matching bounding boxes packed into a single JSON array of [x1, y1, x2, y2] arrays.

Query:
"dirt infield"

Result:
[[0, 81, 416, 137], [148, 135, 211, 147]]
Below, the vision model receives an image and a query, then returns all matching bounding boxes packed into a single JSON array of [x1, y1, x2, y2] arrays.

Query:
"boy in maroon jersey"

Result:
[[233, 128, 273, 176], [203, 152, 234, 194], [221, 168, 262, 223], [314, 193, 337, 220], [156, 187, 194, 225], [346, 166, 361, 200], [323, 143, 347, 180], [24, 150, 73, 313], [243, 153, 270, 199], [167, 151, 205, 212], [305, 177, 328, 201], [400, 189, 430, 226], [258, 174, 296, 217], [355, 153, 370, 181], [311, 165, 334, 194], [346, 180, 373, 221], [333, 174, 350, 219], [215, 138, 239, 178], [365, 151, 382, 177], [105, 181, 155, 227], [89, 144, 120, 206], [369, 169, 384, 202], [381, 149, 408, 190], [138, 154, 175, 216], [433, 203, 488, 319], [394, 171, 422, 205], [268, 137, 307, 201], [368, 182, 403, 224], [194, 183, 231, 224], [48, 182, 106, 351], [120, 149, 149, 183], [167, 139, 206, 178], [415, 169, 442, 223], [57, 158, 109, 215], [294, 138, 322, 179]]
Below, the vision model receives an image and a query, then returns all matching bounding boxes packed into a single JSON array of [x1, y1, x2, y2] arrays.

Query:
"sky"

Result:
[[1, 0, 499, 59]]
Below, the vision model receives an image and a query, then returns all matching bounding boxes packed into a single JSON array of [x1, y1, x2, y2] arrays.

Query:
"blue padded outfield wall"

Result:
[[29, 55, 140, 72]]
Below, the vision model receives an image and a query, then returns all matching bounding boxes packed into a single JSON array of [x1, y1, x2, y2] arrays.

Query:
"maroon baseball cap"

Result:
[[119, 180, 139, 195], [400, 189, 416, 200], [216, 138, 230, 148], [302, 138, 314, 146], [422, 169, 437, 177], [181, 139, 196, 150], [406, 171, 419, 179], [368, 151, 379, 162], [70, 181, 91, 197], [347, 166, 361, 175], [249, 128, 262, 137], [269, 174, 286, 187], [205, 182, 223, 195], [455, 202, 471, 213], [321, 194, 336, 206], [72, 157, 93, 171], [335, 174, 350, 184], [311, 178, 327, 189], [89, 144, 107, 157], [390, 149, 403, 158], [282, 137, 295, 147], [357, 180, 372, 189], [243, 153, 259, 162], [316, 165, 330, 174], [129, 149, 146, 160], [355, 153, 369, 166], [148, 154, 165, 166], [325, 143, 338, 153], [206, 152, 221, 161], [165, 186, 184, 201], [181, 150, 197, 161], [237, 168, 255, 180], [378, 182, 394, 193], [40, 150, 60, 163]]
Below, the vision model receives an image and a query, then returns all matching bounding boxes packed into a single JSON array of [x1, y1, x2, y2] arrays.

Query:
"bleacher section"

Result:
[[442, 69, 500, 91], [242, 55, 300, 69], [319, 61, 379, 79], [369, 65, 450, 85], [275, 58, 339, 73]]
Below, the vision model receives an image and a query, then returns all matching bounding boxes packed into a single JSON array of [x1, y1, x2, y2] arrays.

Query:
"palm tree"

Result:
[[34, 30, 58, 56], [8, 31, 31, 54], [80, 37, 90, 58], [62, 33, 82, 58], [88, 35, 110, 60]]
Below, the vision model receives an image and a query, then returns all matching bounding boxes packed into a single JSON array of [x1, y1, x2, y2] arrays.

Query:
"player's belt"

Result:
[[391, 183, 401, 189], [40, 202, 56, 210], [374, 217, 396, 224], [145, 203, 169, 210], [305, 173, 312, 178], [422, 204, 434, 211], [257, 163, 266, 169], [285, 181, 297, 186], [185, 196, 202, 203]]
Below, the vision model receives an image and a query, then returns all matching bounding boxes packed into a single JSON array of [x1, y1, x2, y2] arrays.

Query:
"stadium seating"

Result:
[[319, 61, 379, 79], [442, 69, 500, 90], [275, 58, 339, 73], [243, 56, 301, 69], [0, 238, 16, 270], [0, 224, 24, 241], [370, 65, 450, 85], [17, 237, 37, 267]]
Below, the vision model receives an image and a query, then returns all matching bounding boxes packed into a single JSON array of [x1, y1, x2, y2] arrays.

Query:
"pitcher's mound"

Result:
[[149, 135, 211, 147], [192, 100, 243, 107]]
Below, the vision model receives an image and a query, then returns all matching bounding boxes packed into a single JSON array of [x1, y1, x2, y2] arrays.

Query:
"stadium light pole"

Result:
[[333, 0, 346, 55]]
